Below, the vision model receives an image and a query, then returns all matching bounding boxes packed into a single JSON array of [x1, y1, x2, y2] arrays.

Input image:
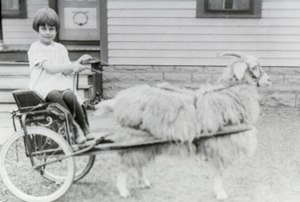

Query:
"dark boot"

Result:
[[72, 123, 87, 144], [81, 124, 96, 140]]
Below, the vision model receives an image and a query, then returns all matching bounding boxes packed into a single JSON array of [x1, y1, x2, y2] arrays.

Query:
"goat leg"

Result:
[[136, 166, 152, 189], [116, 165, 131, 198], [213, 169, 228, 200]]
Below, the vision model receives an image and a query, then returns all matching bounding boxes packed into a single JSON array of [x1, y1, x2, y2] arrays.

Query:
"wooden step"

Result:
[[0, 90, 94, 111], [0, 91, 15, 103], [0, 58, 100, 112], [78, 85, 94, 100], [0, 62, 29, 75], [0, 103, 17, 113], [0, 76, 30, 89], [0, 61, 94, 73], [0, 74, 93, 89], [0, 45, 100, 62], [0, 86, 93, 112], [0, 88, 94, 104], [0, 62, 97, 100]]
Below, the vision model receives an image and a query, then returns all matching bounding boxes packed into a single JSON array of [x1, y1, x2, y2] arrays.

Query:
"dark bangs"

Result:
[[37, 14, 60, 31], [32, 8, 60, 32]]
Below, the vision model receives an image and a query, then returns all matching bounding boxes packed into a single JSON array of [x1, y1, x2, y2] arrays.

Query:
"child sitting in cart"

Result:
[[28, 7, 96, 144]]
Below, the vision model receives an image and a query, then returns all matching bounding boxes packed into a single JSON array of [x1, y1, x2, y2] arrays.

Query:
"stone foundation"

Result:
[[102, 65, 300, 107]]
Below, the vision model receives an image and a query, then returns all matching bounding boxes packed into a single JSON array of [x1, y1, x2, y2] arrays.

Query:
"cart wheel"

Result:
[[0, 127, 75, 202], [42, 155, 95, 182], [73, 155, 95, 181]]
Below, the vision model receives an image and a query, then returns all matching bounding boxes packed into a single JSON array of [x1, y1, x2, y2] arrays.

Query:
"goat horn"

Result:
[[217, 52, 248, 59]]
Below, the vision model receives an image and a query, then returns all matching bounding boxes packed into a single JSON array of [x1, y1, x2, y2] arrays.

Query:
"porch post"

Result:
[[97, 0, 108, 98], [0, 0, 4, 50], [100, 0, 108, 63], [48, 0, 59, 42]]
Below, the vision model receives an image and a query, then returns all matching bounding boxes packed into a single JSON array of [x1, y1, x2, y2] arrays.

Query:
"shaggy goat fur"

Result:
[[94, 52, 271, 200], [196, 84, 260, 135], [113, 84, 197, 142]]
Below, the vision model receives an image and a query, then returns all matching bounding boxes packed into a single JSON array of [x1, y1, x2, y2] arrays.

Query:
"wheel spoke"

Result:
[[0, 127, 75, 202]]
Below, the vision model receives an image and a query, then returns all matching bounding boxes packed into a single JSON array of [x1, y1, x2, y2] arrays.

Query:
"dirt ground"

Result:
[[1, 106, 300, 202]]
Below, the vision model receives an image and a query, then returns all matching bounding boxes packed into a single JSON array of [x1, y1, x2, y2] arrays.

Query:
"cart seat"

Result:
[[12, 90, 46, 113]]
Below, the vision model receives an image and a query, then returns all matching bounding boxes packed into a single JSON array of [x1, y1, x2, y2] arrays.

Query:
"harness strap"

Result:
[[193, 125, 254, 143]]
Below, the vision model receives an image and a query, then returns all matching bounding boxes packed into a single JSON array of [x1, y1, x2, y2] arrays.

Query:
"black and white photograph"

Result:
[[0, 0, 299, 202]]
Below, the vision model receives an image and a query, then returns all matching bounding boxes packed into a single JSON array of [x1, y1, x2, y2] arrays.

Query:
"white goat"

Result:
[[94, 52, 271, 200]]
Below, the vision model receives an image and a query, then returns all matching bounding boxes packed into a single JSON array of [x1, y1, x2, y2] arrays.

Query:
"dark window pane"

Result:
[[1, 0, 26, 18], [225, 0, 233, 9], [233, 0, 251, 10], [207, 0, 224, 10], [196, 0, 262, 18], [208, 0, 251, 11], [2, 0, 19, 10]]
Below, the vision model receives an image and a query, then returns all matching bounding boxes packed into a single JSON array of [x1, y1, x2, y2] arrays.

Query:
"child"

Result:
[[28, 7, 95, 144]]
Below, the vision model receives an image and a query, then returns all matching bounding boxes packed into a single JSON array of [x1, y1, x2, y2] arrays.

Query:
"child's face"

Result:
[[38, 24, 57, 46]]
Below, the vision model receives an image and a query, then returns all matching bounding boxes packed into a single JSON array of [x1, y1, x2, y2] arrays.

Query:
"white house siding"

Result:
[[2, 0, 48, 45], [107, 0, 300, 67]]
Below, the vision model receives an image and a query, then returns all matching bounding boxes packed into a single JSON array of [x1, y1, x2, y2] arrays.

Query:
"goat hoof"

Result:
[[117, 184, 131, 198], [139, 179, 152, 189], [119, 189, 131, 198], [216, 191, 227, 200]]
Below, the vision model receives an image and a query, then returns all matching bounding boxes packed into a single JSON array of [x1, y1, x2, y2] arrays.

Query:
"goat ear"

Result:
[[233, 62, 248, 80], [251, 66, 261, 78], [246, 60, 260, 78]]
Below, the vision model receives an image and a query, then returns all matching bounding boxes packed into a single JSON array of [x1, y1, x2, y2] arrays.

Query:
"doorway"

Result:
[[57, 0, 100, 43]]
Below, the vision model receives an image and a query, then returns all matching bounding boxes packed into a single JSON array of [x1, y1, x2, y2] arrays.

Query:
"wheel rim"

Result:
[[73, 155, 95, 181], [42, 155, 95, 182], [0, 127, 75, 202]]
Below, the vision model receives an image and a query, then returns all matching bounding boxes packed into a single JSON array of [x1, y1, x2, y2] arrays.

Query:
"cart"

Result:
[[0, 71, 253, 202]]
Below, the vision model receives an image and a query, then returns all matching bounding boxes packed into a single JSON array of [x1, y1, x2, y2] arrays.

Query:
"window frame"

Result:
[[196, 0, 262, 19], [1, 0, 27, 19]]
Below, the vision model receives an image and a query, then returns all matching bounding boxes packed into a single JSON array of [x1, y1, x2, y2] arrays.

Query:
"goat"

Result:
[[94, 52, 271, 200]]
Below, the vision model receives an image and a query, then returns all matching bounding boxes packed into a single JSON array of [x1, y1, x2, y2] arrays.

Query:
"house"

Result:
[[0, 0, 300, 108], [0, 0, 104, 111], [0, 0, 102, 60]]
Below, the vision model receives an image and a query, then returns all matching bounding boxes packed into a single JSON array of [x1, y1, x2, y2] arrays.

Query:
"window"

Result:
[[1, 0, 27, 18], [196, 0, 262, 18]]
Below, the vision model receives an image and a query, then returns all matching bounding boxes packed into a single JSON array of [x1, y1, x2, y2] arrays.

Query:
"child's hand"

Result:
[[77, 54, 93, 64], [72, 63, 86, 72]]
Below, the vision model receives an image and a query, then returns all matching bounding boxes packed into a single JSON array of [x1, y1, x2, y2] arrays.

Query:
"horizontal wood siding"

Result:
[[107, 0, 300, 66], [2, 0, 48, 45]]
